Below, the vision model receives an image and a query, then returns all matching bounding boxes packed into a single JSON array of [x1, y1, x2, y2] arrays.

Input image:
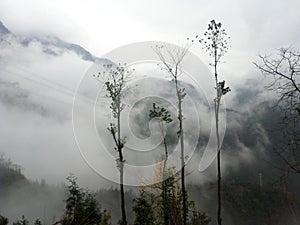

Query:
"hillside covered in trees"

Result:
[[0, 153, 299, 225]]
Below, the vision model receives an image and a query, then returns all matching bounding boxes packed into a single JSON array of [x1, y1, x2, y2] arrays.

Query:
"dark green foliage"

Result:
[[132, 190, 155, 225], [0, 154, 26, 187], [223, 181, 296, 225], [188, 181, 299, 225], [12, 215, 29, 225], [189, 211, 211, 225], [0, 215, 8, 225], [149, 102, 175, 225], [34, 219, 42, 225], [296, 106, 300, 116], [149, 103, 173, 123], [163, 173, 184, 225], [133, 169, 211, 225], [99, 210, 111, 225], [61, 175, 111, 225]]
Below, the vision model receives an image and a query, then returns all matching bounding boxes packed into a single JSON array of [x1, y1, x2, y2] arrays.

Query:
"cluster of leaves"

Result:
[[104, 64, 126, 118], [1, 175, 111, 225], [12, 216, 42, 225], [132, 190, 155, 225], [94, 63, 133, 118], [149, 103, 173, 124], [189, 212, 211, 225], [61, 175, 111, 225], [107, 123, 126, 156], [0, 215, 42, 225], [0, 153, 23, 175], [199, 20, 230, 63], [132, 165, 210, 225], [177, 87, 187, 104], [216, 80, 231, 101], [12, 216, 29, 225], [0, 215, 8, 225]]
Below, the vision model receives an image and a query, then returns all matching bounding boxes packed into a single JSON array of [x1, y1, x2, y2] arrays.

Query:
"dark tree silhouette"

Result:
[[254, 47, 300, 176], [12, 216, 29, 225], [154, 44, 189, 225], [0, 215, 8, 225], [149, 103, 173, 225], [95, 63, 133, 225], [61, 175, 111, 225], [132, 190, 155, 225], [197, 19, 230, 225]]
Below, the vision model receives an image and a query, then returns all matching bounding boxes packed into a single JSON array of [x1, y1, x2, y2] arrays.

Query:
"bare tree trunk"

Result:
[[214, 54, 222, 225], [176, 79, 187, 225], [162, 136, 170, 225], [118, 109, 127, 225], [200, 19, 230, 225], [153, 45, 189, 225], [217, 146, 222, 225], [119, 163, 127, 225]]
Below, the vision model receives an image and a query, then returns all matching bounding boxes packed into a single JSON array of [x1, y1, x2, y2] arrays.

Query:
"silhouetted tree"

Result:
[[13, 215, 29, 225], [61, 175, 111, 225], [198, 19, 230, 225], [154, 43, 189, 225], [135, 165, 210, 225], [0, 215, 8, 225], [95, 63, 134, 225], [34, 219, 42, 225], [190, 211, 211, 225], [149, 103, 173, 225], [132, 189, 155, 225], [254, 47, 300, 176]]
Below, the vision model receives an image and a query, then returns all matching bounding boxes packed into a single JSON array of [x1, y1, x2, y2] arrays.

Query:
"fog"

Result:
[[0, 2, 300, 222], [0, 21, 291, 189]]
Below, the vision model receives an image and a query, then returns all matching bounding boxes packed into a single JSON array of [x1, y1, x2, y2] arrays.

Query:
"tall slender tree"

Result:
[[198, 20, 230, 225], [154, 44, 189, 225], [95, 63, 133, 225], [149, 103, 173, 225]]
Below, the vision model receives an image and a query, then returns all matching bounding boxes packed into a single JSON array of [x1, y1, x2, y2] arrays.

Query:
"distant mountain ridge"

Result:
[[0, 20, 100, 62], [0, 21, 10, 34]]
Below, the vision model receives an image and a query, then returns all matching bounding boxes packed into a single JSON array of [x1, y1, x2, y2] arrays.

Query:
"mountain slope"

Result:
[[0, 21, 99, 62], [0, 21, 10, 34]]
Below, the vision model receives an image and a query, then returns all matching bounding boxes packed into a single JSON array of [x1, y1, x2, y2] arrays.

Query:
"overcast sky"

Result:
[[1, 0, 300, 57], [0, 0, 300, 188]]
